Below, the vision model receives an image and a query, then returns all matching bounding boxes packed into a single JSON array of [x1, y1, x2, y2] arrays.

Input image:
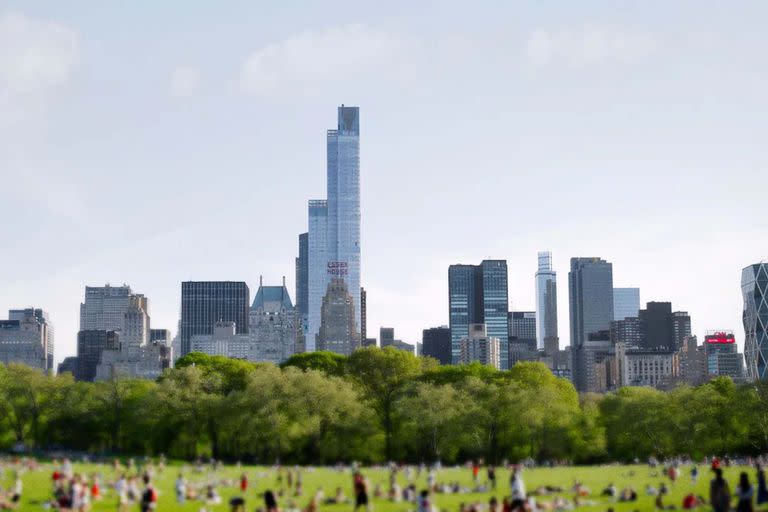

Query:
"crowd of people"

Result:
[[0, 455, 768, 510]]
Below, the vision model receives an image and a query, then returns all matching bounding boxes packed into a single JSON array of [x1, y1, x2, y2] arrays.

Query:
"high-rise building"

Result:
[[672, 311, 692, 349], [610, 316, 641, 346], [422, 326, 451, 365], [448, 264, 483, 364], [569, 257, 614, 392], [307, 200, 328, 352], [249, 277, 297, 364], [459, 324, 501, 369], [360, 287, 367, 343], [296, 232, 309, 348], [307, 106, 362, 351], [70, 284, 166, 381], [613, 288, 640, 321], [57, 356, 78, 376], [315, 278, 359, 355], [704, 331, 744, 382], [615, 342, 679, 388], [535, 251, 558, 351], [509, 311, 537, 340], [448, 260, 509, 368], [380, 327, 395, 347], [150, 329, 172, 345], [639, 302, 675, 350], [0, 308, 54, 372], [80, 285, 143, 333], [679, 335, 707, 385], [180, 281, 250, 356], [743, 262, 768, 381], [76, 330, 119, 382]]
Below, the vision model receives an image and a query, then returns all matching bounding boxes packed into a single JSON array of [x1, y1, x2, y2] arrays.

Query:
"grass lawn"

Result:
[[2, 461, 766, 511]]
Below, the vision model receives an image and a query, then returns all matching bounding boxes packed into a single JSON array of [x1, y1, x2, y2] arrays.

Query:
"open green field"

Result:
[[3, 462, 767, 511]]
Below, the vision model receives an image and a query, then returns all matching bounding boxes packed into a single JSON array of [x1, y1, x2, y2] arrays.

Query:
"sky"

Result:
[[0, 1, 766, 363]]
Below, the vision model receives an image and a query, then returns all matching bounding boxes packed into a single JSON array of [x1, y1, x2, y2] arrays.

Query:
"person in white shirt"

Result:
[[510, 467, 526, 504]]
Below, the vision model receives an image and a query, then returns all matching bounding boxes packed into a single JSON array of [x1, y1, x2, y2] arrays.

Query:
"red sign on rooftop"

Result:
[[705, 332, 736, 344]]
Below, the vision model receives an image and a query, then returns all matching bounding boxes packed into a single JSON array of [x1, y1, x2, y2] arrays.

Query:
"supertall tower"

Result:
[[307, 106, 361, 352], [535, 251, 558, 352]]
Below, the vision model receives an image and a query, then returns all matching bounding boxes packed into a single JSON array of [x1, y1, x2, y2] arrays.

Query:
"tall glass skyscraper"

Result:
[[569, 257, 614, 392], [481, 260, 509, 367], [535, 251, 558, 351], [743, 262, 768, 381], [448, 260, 509, 368], [307, 106, 361, 352]]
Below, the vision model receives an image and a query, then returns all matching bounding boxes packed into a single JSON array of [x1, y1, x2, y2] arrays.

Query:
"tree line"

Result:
[[0, 347, 766, 464]]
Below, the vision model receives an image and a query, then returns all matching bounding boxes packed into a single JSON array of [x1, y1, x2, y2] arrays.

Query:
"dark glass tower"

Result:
[[639, 302, 675, 350], [422, 326, 451, 365], [448, 260, 509, 368], [569, 257, 614, 392], [180, 281, 250, 356]]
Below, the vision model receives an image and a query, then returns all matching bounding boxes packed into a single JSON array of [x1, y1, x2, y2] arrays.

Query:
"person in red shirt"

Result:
[[240, 473, 248, 492]]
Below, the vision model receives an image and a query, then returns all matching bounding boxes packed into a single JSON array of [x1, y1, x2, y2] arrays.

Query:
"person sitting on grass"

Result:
[[619, 486, 637, 502], [323, 487, 349, 505], [205, 484, 222, 506], [229, 496, 246, 512], [264, 489, 280, 512], [601, 483, 616, 498]]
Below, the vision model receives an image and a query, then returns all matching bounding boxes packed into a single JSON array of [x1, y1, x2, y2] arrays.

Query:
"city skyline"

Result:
[[1, 2, 766, 363]]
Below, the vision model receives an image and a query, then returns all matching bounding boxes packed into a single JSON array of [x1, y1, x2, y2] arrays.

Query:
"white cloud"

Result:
[[169, 65, 201, 98], [239, 24, 404, 95], [0, 12, 79, 95], [524, 26, 657, 67]]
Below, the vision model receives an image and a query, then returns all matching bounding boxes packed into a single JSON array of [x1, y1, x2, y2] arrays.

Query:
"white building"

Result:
[[190, 321, 253, 359], [80, 284, 168, 380], [0, 308, 54, 372], [616, 342, 679, 387], [459, 324, 501, 369]]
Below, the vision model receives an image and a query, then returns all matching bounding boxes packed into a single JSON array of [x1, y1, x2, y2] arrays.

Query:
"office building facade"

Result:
[[569, 257, 614, 392], [639, 302, 675, 350], [459, 324, 501, 369], [743, 262, 768, 381], [76, 330, 120, 382], [422, 326, 452, 365], [615, 342, 679, 388], [704, 331, 744, 382], [315, 278, 359, 355], [190, 321, 253, 359], [249, 278, 297, 364], [296, 232, 309, 349], [448, 260, 509, 368], [0, 308, 54, 372], [535, 251, 559, 351], [613, 288, 640, 321], [180, 281, 250, 356], [672, 311, 692, 349]]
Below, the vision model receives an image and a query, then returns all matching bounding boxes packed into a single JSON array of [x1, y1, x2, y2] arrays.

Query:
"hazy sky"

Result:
[[1, 1, 766, 363]]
